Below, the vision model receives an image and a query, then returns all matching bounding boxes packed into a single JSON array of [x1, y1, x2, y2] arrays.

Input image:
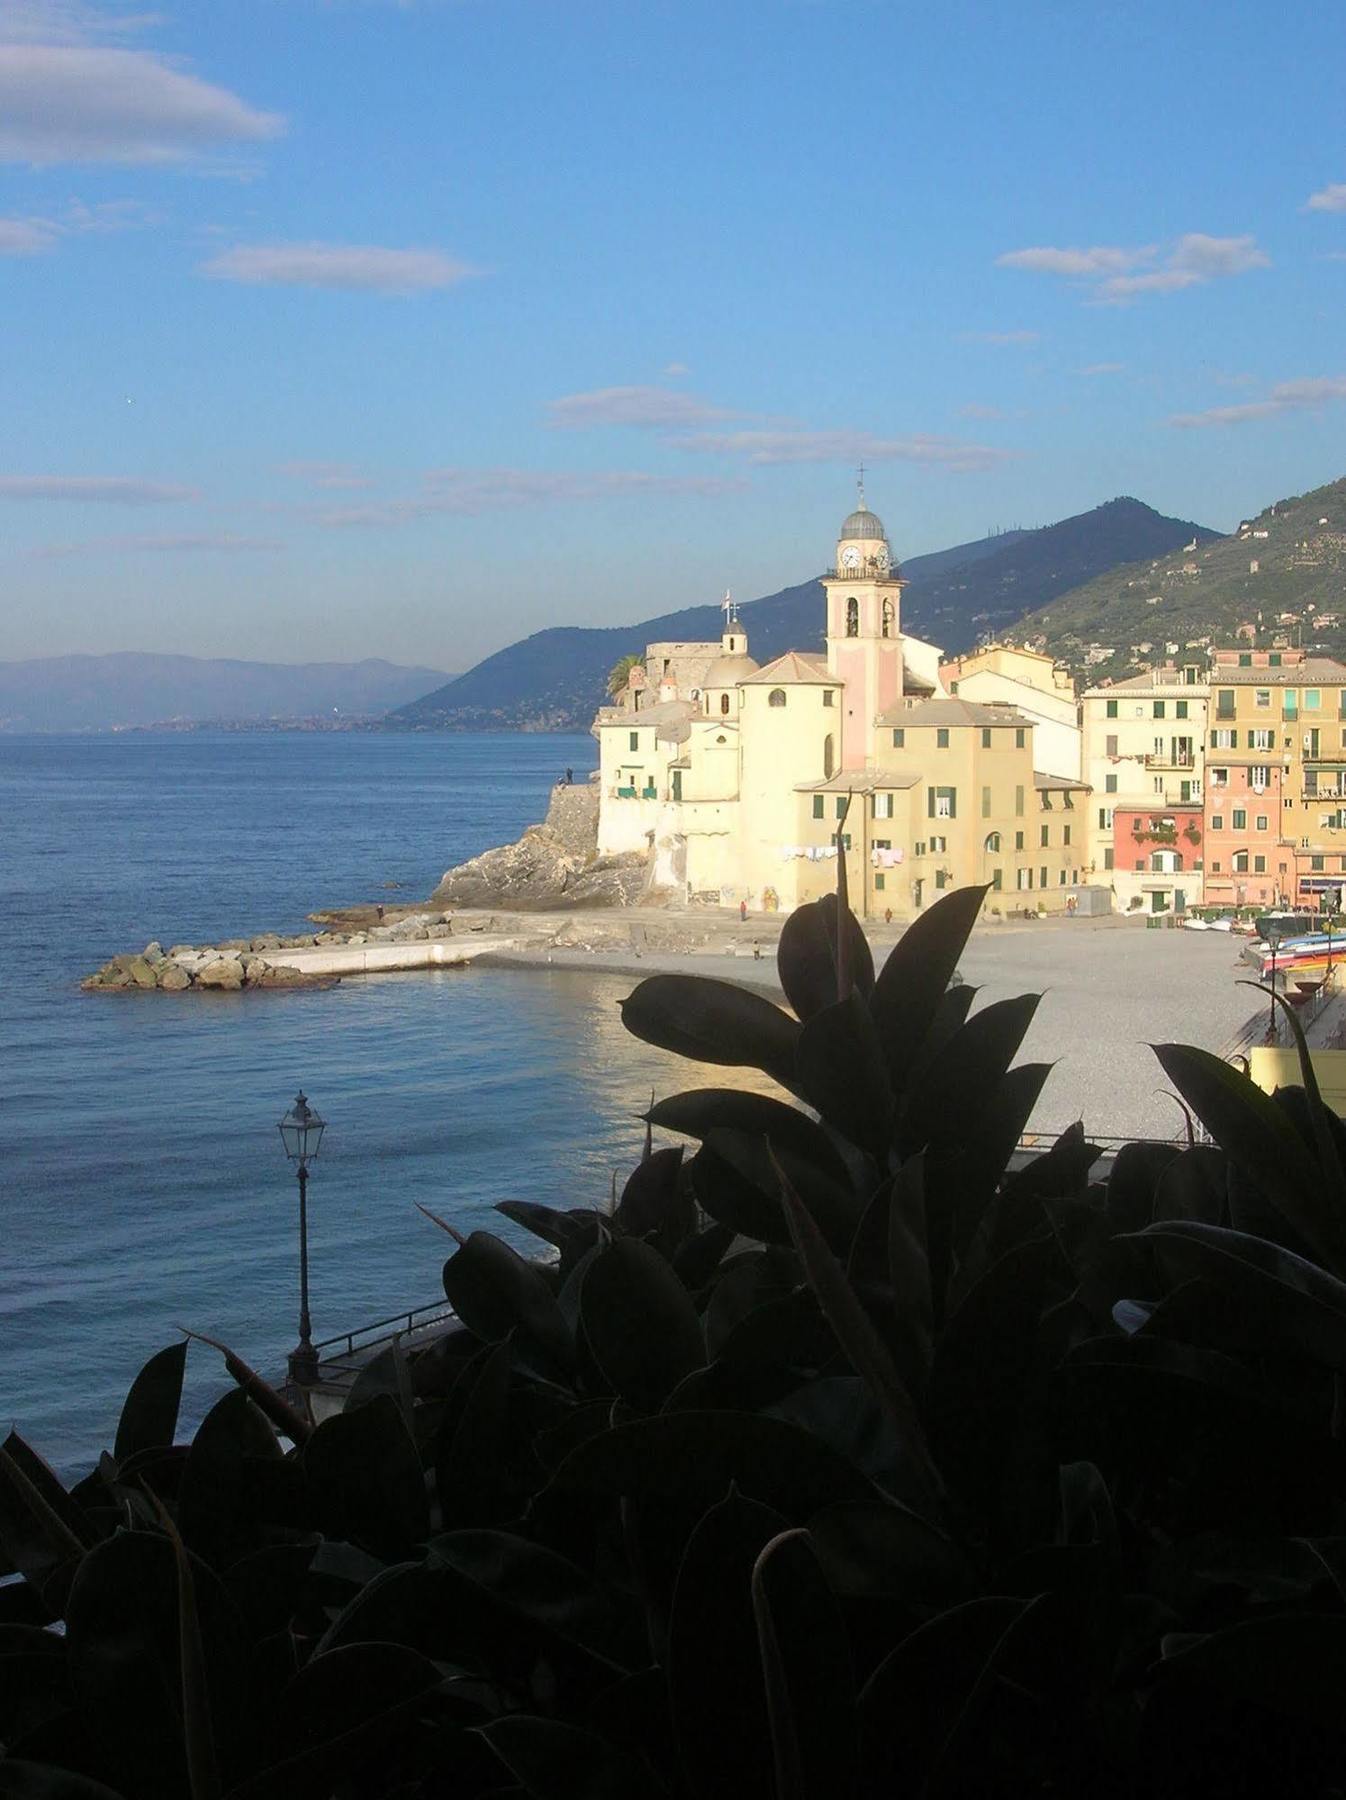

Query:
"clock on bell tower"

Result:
[[823, 476, 907, 771]]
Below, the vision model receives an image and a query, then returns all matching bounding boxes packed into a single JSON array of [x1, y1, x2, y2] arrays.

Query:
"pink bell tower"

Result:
[[823, 474, 906, 769]]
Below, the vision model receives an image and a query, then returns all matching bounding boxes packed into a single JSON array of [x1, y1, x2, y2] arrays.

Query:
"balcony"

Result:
[[1302, 749, 1346, 763], [1143, 751, 1195, 770]]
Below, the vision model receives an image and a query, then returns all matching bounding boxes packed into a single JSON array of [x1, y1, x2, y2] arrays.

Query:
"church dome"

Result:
[[705, 650, 759, 685], [839, 504, 886, 541]]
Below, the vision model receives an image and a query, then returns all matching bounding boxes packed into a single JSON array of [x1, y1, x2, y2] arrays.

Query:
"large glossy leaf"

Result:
[[113, 1342, 187, 1468], [0, 1769, 127, 1799], [1153, 1042, 1346, 1276], [177, 1388, 282, 1567], [776, 894, 874, 1022], [869, 885, 988, 1095], [691, 1131, 860, 1254], [546, 1410, 878, 1518], [480, 1715, 664, 1800], [901, 992, 1042, 1156], [1104, 1140, 1184, 1234], [611, 1146, 692, 1246], [795, 991, 894, 1156], [442, 1231, 574, 1372], [1131, 1219, 1346, 1371], [619, 975, 802, 1095], [668, 1487, 785, 1800], [435, 1335, 513, 1529], [647, 1090, 850, 1184], [580, 1239, 705, 1410], [302, 1393, 429, 1554], [428, 1529, 635, 1672], [774, 1153, 941, 1514], [0, 1435, 95, 1609], [494, 1200, 598, 1270], [1158, 1612, 1346, 1730], [752, 1529, 856, 1800]]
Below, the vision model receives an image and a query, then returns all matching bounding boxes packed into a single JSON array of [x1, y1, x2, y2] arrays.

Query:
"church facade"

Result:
[[593, 495, 1091, 917]]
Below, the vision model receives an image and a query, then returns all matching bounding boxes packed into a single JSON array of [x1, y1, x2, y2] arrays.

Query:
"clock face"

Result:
[[840, 545, 861, 569], [874, 545, 891, 572]]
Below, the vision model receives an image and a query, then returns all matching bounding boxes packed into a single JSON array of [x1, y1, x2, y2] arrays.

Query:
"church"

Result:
[[593, 492, 1091, 916]]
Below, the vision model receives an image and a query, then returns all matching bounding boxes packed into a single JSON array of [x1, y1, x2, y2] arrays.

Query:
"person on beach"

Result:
[[739, 899, 748, 923]]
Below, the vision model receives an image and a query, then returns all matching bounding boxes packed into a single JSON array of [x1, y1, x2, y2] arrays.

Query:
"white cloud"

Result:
[[957, 329, 1040, 344], [546, 385, 735, 429], [662, 361, 690, 377], [0, 474, 198, 501], [0, 215, 55, 253], [1306, 182, 1346, 213], [675, 429, 1010, 474], [279, 460, 372, 490], [1000, 231, 1269, 304], [0, 1, 161, 45], [35, 531, 279, 556], [0, 45, 282, 164], [311, 467, 746, 526], [201, 241, 475, 293], [996, 244, 1152, 277], [1169, 374, 1346, 429], [1078, 361, 1125, 375]]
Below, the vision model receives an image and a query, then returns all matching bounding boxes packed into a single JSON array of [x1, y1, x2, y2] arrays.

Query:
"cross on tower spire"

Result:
[[856, 463, 866, 509]]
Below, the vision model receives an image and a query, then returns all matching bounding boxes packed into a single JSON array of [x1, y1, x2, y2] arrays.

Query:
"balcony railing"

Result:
[[612, 785, 661, 800], [1302, 749, 1346, 763], [1144, 751, 1195, 769]]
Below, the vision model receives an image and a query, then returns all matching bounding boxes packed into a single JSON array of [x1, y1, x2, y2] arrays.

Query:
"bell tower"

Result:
[[823, 475, 906, 770]]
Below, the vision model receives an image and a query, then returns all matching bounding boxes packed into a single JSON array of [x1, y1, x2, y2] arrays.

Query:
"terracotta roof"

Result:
[[795, 770, 922, 793], [1033, 771, 1090, 791], [1213, 658, 1346, 685], [741, 651, 835, 686], [1089, 669, 1209, 694], [876, 697, 1033, 729]]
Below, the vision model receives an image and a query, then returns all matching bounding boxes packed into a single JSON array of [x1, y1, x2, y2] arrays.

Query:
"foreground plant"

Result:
[[4, 878, 1346, 1797]]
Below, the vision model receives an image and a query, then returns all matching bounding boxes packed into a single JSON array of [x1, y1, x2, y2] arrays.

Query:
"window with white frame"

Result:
[[1250, 765, 1270, 788]]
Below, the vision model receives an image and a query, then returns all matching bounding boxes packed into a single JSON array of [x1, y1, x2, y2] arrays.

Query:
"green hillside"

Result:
[[1009, 475, 1346, 679]]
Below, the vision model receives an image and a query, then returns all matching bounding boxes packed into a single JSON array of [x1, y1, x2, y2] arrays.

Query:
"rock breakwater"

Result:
[[82, 910, 460, 993]]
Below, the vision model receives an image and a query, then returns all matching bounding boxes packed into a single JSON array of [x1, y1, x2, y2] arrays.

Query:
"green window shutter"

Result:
[[936, 728, 949, 748], [1015, 785, 1024, 816], [835, 796, 846, 818], [981, 785, 991, 817], [812, 794, 824, 819], [982, 728, 991, 748], [629, 731, 639, 751], [892, 728, 904, 748], [927, 787, 935, 819], [1106, 700, 1117, 718], [1015, 727, 1025, 748]]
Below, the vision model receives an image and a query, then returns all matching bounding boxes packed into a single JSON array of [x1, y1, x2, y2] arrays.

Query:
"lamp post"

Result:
[[278, 1091, 325, 1386]]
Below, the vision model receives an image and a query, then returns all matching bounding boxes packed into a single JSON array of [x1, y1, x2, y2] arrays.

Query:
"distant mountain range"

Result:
[[1010, 476, 1346, 679], [0, 654, 453, 733], [389, 497, 1214, 732]]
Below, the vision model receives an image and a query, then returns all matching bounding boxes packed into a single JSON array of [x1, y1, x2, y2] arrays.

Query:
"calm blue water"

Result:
[[0, 730, 706, 1472]]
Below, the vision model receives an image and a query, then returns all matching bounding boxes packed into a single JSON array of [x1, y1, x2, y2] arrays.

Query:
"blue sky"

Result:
[[2, 0, 1344, 672]]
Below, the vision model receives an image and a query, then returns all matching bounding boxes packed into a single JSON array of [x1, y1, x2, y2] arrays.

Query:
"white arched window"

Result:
[[882, 597, 895, 639], [845, 597, 859, 638], [768, 688, 786, 708], [985, 831, 1001, 853]]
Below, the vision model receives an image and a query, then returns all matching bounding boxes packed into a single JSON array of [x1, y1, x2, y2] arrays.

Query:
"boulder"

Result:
[[251, 933, 282, 952], [116, 956, 158, 989], [167, 944, 196, 957], [239, 954, 271, 976], [142, 941, 165, 963], [218, 939, 252, 954], [195, 957, 244, 991], [157, 963, 191, 991]]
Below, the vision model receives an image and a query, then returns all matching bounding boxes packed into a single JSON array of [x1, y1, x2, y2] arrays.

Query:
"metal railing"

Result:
[[312, 1298, 458, 1365]]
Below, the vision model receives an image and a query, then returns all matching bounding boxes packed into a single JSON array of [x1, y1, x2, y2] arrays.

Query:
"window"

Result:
[[768, 688, 786, 707], [823, 689, 834, 707], [1040, 824, 1050, 847], [1211, 861, 1221, 873], [1106, 700, 1118, 718], [1060, 870, 1067, 884], [1015, 785, 1025, 816], [874, 792, 893, 819], [845, 597, 859, 637], [881, 597, 894, 638], [812, 795, 824, 819], [930, 835, 947, 853], [1105, 774, 1118, 793], [835, 797, 847, 818], [1232, 808, 1247, 829], [629, 731, 639, 751], [928, 786, 956, 819], [1312, 854, 1325, 872], [1104, 848, 1114, 870], [1216, 689, 1235, 719], [1250, 729, 1273, 751], [1098, 807, 1113, 830], [985, 832, 1002, 852], [719, 693, 730, 715], [915, 842, 926, 857], [874, 838, 891, 850], [1256, 815, 1268, 833], [874, 872, 885, 891], [982, 785, 991, 818], [823, 735, 834, 779], [991, 868, 1002, 890], [1017, 868, 1031, 891], [1106, 734, 1119, 756], [936, 728, 950, 748], [1064, 824, 1072, 846], [1134, 857, 1146, 872], [1238, 652, 1252, 667], [1269, 653, 1281, 667], [1254, 855, 1266, 874], [1015, 830, 1024, 850], [1306, 689, 1322, 709], [1255, 689, 1271, 708], [982, 728, 992, 748], [1153, 700, 1166, 719], [1250, 765, 1271, 788], [1176, 700, 1188, 719], [839, 833, 852, 851], [1040, 867, 1048, 888], [1015, 728, 1026, 749], [935, 869, 947, 891], [1211, 815, 1224, 831], [1233, 852, 1249, 874], [892, 728, 905, 749], [1285, 690, 1298, 717], [1212, 729, 1234, 749]]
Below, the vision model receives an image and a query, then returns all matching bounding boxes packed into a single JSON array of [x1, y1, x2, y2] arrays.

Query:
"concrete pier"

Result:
[[262, 934, 525, 978]]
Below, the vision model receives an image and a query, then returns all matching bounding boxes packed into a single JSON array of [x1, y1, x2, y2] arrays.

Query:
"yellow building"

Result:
[[594, 492, 1091, 917]]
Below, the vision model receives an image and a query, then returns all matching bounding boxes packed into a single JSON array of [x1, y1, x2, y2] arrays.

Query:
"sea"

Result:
[[1, 730, 718, 1475]]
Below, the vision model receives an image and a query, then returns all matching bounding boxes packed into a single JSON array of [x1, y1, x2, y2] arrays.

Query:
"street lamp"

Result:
[[278, 1091, 325, 1386]]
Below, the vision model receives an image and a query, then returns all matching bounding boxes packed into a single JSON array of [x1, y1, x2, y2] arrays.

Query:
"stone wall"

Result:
[[543, 779, 600, 855], [431, 776, 648, 910]]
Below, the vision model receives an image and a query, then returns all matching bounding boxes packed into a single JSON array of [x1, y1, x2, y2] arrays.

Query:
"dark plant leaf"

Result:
[[869, 884, 988, 1095], [428, 1528, 635, 1672], [1105, 1140, 1184, 1235], [0, 1435, 94, 1609], [436, 1334, 513, 1529], [671, 1220, 736, 1292], [902, 992, 1042, 1157], [776, 894, 874, 1023], [580, 1239, 705, 1410], [1152, 1043, 1346, 1276], [647, 1090, 850, 1185], [619, 974, 803, 1096], [795, 991, 895, 1156], [302, 1393, 429, 1554], [113, 1342, 188, 1468], [808, 1499, 973, 1605], [751, 1528, 856, 1800], [442, 1231, 574, 1372], [1159, 1612, 1346, 1730], [612, 1145, 691, 1245], [177, 1388, 282, 1566], [0, 1768, 127, 1799], [480, 1714, 664, 1800], [692, 1131, 860, 1254], [495, 1200, 598, 1269]]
